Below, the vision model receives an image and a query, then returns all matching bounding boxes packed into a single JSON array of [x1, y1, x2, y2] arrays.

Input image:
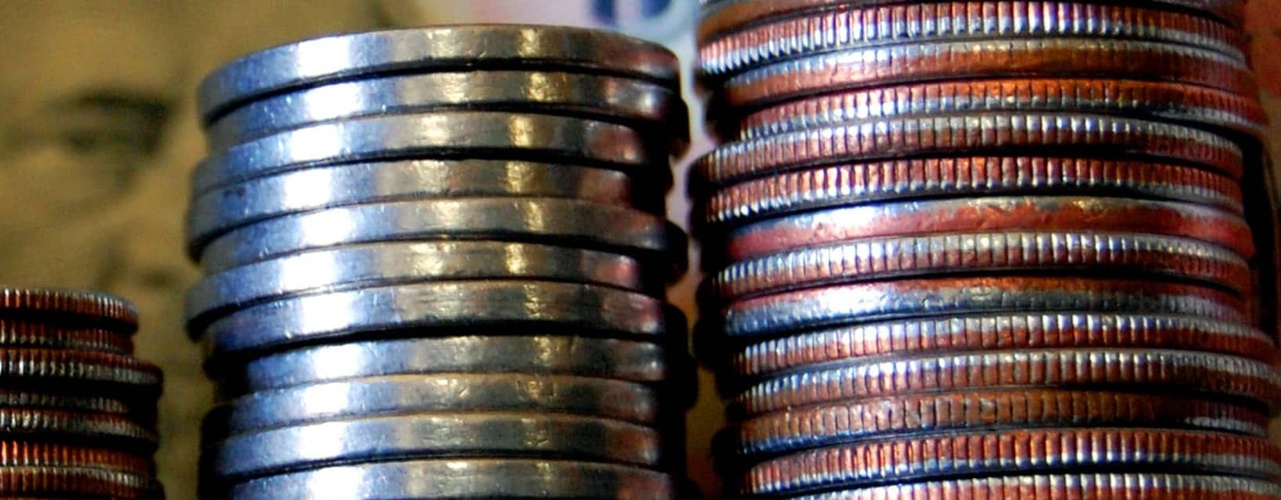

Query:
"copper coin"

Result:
[[0, 389, 134, 416], [0, 466, 157, 499], [0, 442, 152, 476], [734, 79, 1267, 140], [693, 113, 1244, 189], [700, 2, 1244, 78], [788, 473, 1281, 499], [726, 313, 1275, 379], [710, 231, 1251, 301], [742, 428, 1281, 496], [734, 348, 1281, 416], [0, 288, 137, 333], [719, 38, 1255, 109], [697, 157, 1244, 231], [696, 0, 1247, 43], [0, 322, 133, 354], [724, 196, 1254, 263], [729, 389, 1269, 458]]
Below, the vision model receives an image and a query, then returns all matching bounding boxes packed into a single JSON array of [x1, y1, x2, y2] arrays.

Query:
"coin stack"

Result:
[[184, 26, 692, 499], [0, 288, 162, 498], [691, 1, 1281, 497]]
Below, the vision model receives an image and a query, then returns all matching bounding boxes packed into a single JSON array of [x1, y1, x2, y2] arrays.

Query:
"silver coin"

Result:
[[206, 374, 664, 439], [186, 241, 655, 329], [206, 413, 664, 481], [194, 197, 688, 275], [0, 408, 157, 453], [198, 281, 684, 357], [206, 70, 688, 153], [186, 159, 667, 255], [227, 336, 675, 392], [191, 112, 664, 196], [197, 25, 681, 122], [222, 459, 676, 499]]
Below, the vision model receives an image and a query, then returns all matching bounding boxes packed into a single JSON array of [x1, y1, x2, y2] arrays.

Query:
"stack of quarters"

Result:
[[183, 26, 694, 499], [0, 288, 162, 498], [690, 1, 1281, 498]]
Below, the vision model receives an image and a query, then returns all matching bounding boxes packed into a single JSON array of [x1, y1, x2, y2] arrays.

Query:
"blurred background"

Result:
[[0, 1, 1275, 498]]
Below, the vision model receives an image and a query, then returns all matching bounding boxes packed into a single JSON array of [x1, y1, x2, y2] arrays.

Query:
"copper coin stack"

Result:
[[692, 1, 1281, 497], [184, 26, 693, 499], [0, 288, 162, 498]]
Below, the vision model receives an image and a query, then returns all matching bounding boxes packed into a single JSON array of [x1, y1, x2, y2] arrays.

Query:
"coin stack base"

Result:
[[691, 0, 1281, 497], [186, 26, 693, 499]]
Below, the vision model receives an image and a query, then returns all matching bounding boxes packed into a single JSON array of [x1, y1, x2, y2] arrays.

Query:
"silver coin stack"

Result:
[[184, 26, 692, 499]]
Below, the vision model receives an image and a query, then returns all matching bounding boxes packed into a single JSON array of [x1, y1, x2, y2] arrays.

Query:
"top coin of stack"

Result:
[[184, 26, 694, 499], [690, 1, 1281, 498], [0, 288, 163, 499]]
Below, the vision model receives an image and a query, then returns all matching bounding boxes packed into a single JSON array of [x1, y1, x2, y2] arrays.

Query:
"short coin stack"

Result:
[[692, 1, 1281, 498], [0, 288, 162, 498], [185, 26, 692, 499]]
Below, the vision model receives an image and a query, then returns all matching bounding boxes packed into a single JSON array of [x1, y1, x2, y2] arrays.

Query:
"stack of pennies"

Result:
[[691, 1, 1281, 498], [0, 288, 162, 498], [183, 26, 694, 499]]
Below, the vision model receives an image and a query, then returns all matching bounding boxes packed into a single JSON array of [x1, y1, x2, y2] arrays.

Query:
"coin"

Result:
[[693, 113, 1244, 189], [206, 413, 664, 480], [198, 25, 682, 122], [0, 289, 137, 333], [0, 408, 156, 452], [733, 349, 1281, 416], [222, 459, 677, 500], [699, 2, 1244, 79], [194, 197, 688, 275], [185, 241, 656, 329], [186, 158, 668, 254], [729, 389, 1268, 458], [206, 374, 664, 438], [0, 322, 133, 354], [697, 157, 1244, 231], [0, 348, 162, 400], [724, 313, 1275, 378], [0, 441, 153, 476], [720, 276, 1247, 339], [206, 70, 687, 152], [723, 197, 1254, 263], [191, 112, 665, 196], [741, 428, 1281, 496], [198, 281, 685, 357], [0, 466, 158, 499], [790, 473, 1281, 500], [709, 232, 1251, 301]]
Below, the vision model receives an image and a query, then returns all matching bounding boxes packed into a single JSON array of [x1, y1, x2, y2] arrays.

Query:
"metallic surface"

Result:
[[197, 26, 682, 122], [0, 466, 158, 499], [195, 197, 688, 275], [792, 473, 1281, 499]]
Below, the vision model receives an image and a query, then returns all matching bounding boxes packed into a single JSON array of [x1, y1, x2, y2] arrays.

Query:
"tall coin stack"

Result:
[[185, 26, 693, 499], [0, 288, 162, 498], [691, 1, 1281, 498]]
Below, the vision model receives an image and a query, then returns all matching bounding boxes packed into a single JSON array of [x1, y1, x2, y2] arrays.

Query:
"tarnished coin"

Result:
[[227, 335, 674, 392], [0, 408, 156, 452], [0, 389, 135, 416], [696, 0, 1248, 43], [0, 348, 161, 400], [693, 113, 1243, 189], [0, 322, 132, 354], [723, 197, 1254, 263], [0, 288, 137, 333], [720, 276, 1247, 339], [198, 25, 682, 122], [725, 313, 1275, 378], [223, 459, 676, 500], [207, 70, 688, 152], [0, 466, 158, 499], [698, 157, 1244, 231], [710, 232, 1251, 301], [734, 349, 1281, 416], [187, 159, 668, 255], [191, 112, 664, 196], [186, 241, 656, 329], [719, 39, 1254, 109], [207, 413, 663, 481], [206, 374, 664, 438], [199, 281, 684, 357], [195, 197, 688, 275], [741, 428, 1281, 496], [729, 389, 1268, 458], [699, 2, 1245, 79], [734, 78, 1266, 140], [792, 473, 1281, 500]]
